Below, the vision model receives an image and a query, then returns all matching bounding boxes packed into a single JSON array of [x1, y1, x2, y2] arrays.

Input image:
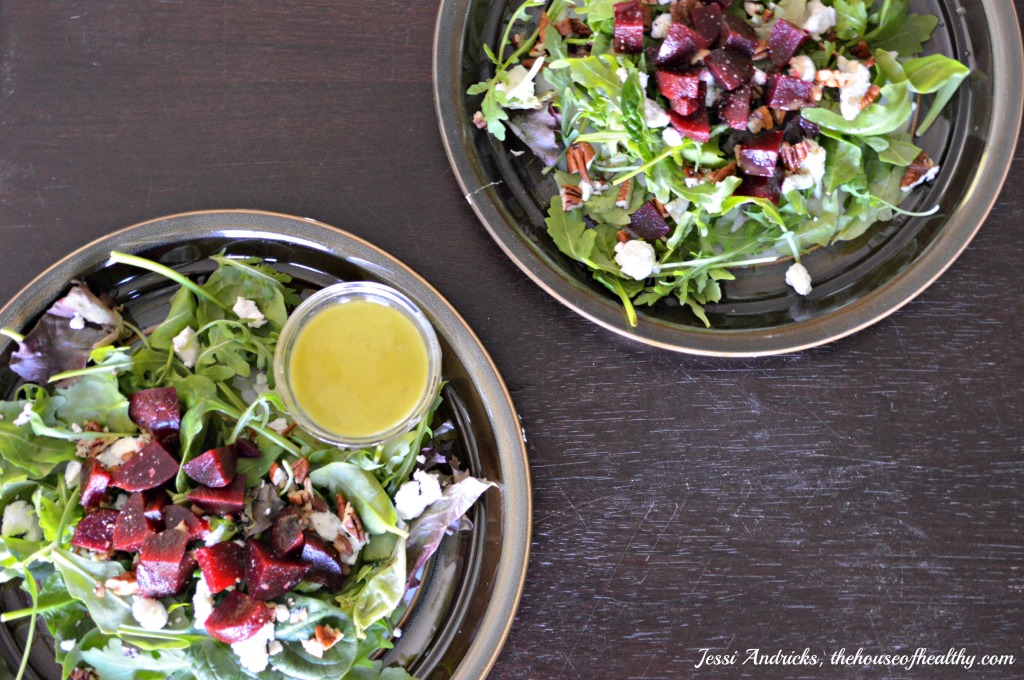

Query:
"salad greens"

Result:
[[469, 0, 969, 326], [0, 254, 493, 679]]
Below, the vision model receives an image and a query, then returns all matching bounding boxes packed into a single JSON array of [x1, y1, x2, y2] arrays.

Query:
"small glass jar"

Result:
[[274, 281, 442, 448]]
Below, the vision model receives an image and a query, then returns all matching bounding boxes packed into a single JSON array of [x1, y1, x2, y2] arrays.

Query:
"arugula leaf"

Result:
[[871, 14, 939, 56], [833, 0, 868, 41], [0, 399, 77, 479], [824, 137, 863, 194], [55, 368, 136, 433], [53, 548, 133, 635], [545, 196, 597, 263], [151, 286, 197, 351], [877, 135, 921, 166]]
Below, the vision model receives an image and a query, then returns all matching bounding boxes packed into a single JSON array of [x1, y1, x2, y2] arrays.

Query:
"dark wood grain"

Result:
[[1, 2, 1022, 678]]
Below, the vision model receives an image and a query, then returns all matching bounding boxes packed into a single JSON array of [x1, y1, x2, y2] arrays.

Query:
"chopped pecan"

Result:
[[560, 184, 584, 211], [568, 18, 593, 37], [315, 624, 344, 650], [761, 8, 775, 21], [334, 534, 354, 558], [780, 140, 813, 173], [521, 57, 538, 68], [311, 496, 328, 513], [670, 0, 700, 24], [810, 84, 823, 102], [709, 161, 737, 184], [850, 40, 871, 60], [651, 197, 669, 218], [748, 105, 774, 133], [269, 462, 287, 488], [291, 458, 310, 484], [105, 572, 139, 596], [901, 151, 939, 190], [286, 489, 311, 507], [815, 69, 856, 88], [70, 670, 100, 680], [341, 502, 366, 544], [615, 179, 632, 209], [552, 18, 575, 37], [752, 40, 770, 61], [859, 84, 881, 110], [566, 142, 596, 183], [616, 230, 631, 244]]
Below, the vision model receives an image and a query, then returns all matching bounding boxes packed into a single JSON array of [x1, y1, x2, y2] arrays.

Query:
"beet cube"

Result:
[[112, 492, 159, 552], [669, 107, 711, 143], [737, 130, 785, 177], [137, 527, 194, 598], [300, 532, 345, 591], [270, 507, 305, 556], [162, 504, 209, 541], [765, 74, 814, 111], [80, 458, 111, 509], [183, 446, 237, 488], [204, 591, 274, 644], [70, 509, 118, 552], [128, 388, 180, 439], [690, 2, 723, 44], [629, 201, 671, 240], [246, 541, 310, 601], [613, 1, 645, 54], [704, 48, 753, 92], [654, 24, 708, 69], [719, 85, 752, 130], [708, 0, 733, 6], [196, 541, 246, 594], [656, 69, 701, 101], [110, 440, 179, 492], [719, 14, 760, 57], [233, 438, 261, 459], [669, 84, 705, 116], [188, 475, 246, 516], [736, 175, 781, 204], [768, 19, 810, 67]]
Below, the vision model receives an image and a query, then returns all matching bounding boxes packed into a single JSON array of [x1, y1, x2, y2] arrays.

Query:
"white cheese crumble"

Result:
[[97, 437, 145, 469], [643, 99, 670, 128], [192, 577, 214, 630], [310, 511, 345, 542], [836, 55, 872, 121], [580, 180, 593, 202], [614, 240, 658, 281], [171, 326, 199, 369], [268, 640, 284, 656], [275, 604, 290, 622], [780, 139, 827, 197], [2, 501, 41, 541], [786, 262, 813, 296], [203, 519, 228, 546], [753, 68, 769, 86], [231, 622, 275, 673], [267, 417, 289, 434], [661, 127, 684, 147], [69, 313, 86, 330], [394, 470, 443, 521], [496, 58, 546, 110], [789, 55, 816, 82], [59, 639, 77, 652], [802, 0, 836, 39], [65, 460, 83, 489], [301, 638, 327, 659], [615, 67, 649, 91], [651, 13, 673, 40], [132, 597, 168, 630], [12, 403, 34, 427], [901, 164, 940, 191], [232, 297, 267, 329]]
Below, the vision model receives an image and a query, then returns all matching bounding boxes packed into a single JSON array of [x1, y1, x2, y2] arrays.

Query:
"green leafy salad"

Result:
[[469, 0, 969, 325], [0, 253, 493, 679]]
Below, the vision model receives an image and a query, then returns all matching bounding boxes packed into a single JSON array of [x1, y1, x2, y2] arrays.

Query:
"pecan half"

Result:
[[560, 184, 584, 211], [901, 151, 939, 190], [709, 161, 737, 184], [291, 457, 310, 484], [780, 141, 812, 174], [748, 105, 774, 133], [566, 142, 596, 183], [340, 502, 366, 544], [859, 84, 881, 110], [615, 179, 632, 209]]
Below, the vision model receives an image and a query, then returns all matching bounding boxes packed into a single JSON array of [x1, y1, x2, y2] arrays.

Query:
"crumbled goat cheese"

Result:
[[268, 641, 284, 656], [393, 627, 403, 639], [615, 67, 649, 90], [802, 0, 836, 39], [232, 622, 275, 673], [289, 608, 308, 624], [394, 470, 443, 521], [789, 55, 816, 82], [275, 604, 290, 622], [69, 313, 86, 330], [302, 638, 327, 659], [193, 577, 214, 630], [651, 13, 673, 39], [614, 240, 658, 281], [204, 520, 229, 546], [60, 639, 77, 652], [661, 128, 684, 147], [12, 402, 34, 427], [171, 326, 200, 368], [310, 511, 346, 542], [644, 99, 670, 128], [2, 501, 41, 541], [496, 58, 546, 110], [70, 423, 83, 433], [902, 164, 941, 191], [65, 460, 82, 489], [780, 139, 827, 196], [132, 597, 168, 630], [580, 180, 593, 202], [836, 55, 872, 121], [786, 262, 813, 296], [267, 417, 289, 434], [97, 437, 145, 469], [232, 297, 267, 329]]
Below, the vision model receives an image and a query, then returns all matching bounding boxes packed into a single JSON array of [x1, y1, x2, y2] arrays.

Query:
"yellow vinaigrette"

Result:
[[287, 300, 430, 439]]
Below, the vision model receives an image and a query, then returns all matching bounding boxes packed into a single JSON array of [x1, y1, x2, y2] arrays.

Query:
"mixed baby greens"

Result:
[[0, 253, 493, 679], [469, 0, 969, 325]]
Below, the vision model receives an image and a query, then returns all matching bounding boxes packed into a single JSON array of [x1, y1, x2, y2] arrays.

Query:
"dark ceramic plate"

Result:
[[0, 210, 529, 680], [434, 0, 1023, 355]]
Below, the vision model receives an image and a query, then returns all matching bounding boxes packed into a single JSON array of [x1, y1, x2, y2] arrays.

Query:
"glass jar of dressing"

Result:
[[274, 282, 442, 447]]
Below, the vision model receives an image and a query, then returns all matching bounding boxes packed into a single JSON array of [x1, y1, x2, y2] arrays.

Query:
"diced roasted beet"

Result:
[[736, 130, 785, 177], [143, 489, 170, 524], [270, 507, 305, 556], [300, 532, 345, 591], [669, 106, 711, 143], [719, 14, 760, 57], [794, 114, 820, 138], [80, 458, 111, 509], [137, 527, 194, 598], [112, 492, 159, 552], [654, 24, 708, 69], [736, 175, 781, 204], [204, 591, 275, 644], [768, 19, 810, 67], [613, 0, 645, 54], [162, 504, 209, 541], [196, 541, 246, 594], [655, 69, 701, 101], [719, 85, 752, 130], [246, 541, 310, 601], [670, 84, 705, 116], [70, 509, 118, 552], [233, 438, 261, 459], [765, 74, 814, 110], [690, 2, 722, 44], [704, 48, 753, 92], [708, 0, 733, 6], [183, 446, 237, 488], [629, 201, 671, 240], [110, 440, 179, 492], [128, 388, 180, 439], [187, 475, 246, 516]]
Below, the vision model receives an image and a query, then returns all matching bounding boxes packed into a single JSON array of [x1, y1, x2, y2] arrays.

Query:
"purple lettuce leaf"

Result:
[[506, 104, 562, 167]]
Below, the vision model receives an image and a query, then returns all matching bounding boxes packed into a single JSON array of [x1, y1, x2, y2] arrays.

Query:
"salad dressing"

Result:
[[287, 299, 430, 439]]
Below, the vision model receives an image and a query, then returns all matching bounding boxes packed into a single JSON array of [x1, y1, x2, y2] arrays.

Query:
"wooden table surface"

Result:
[[1, 2, 1022, 678]]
